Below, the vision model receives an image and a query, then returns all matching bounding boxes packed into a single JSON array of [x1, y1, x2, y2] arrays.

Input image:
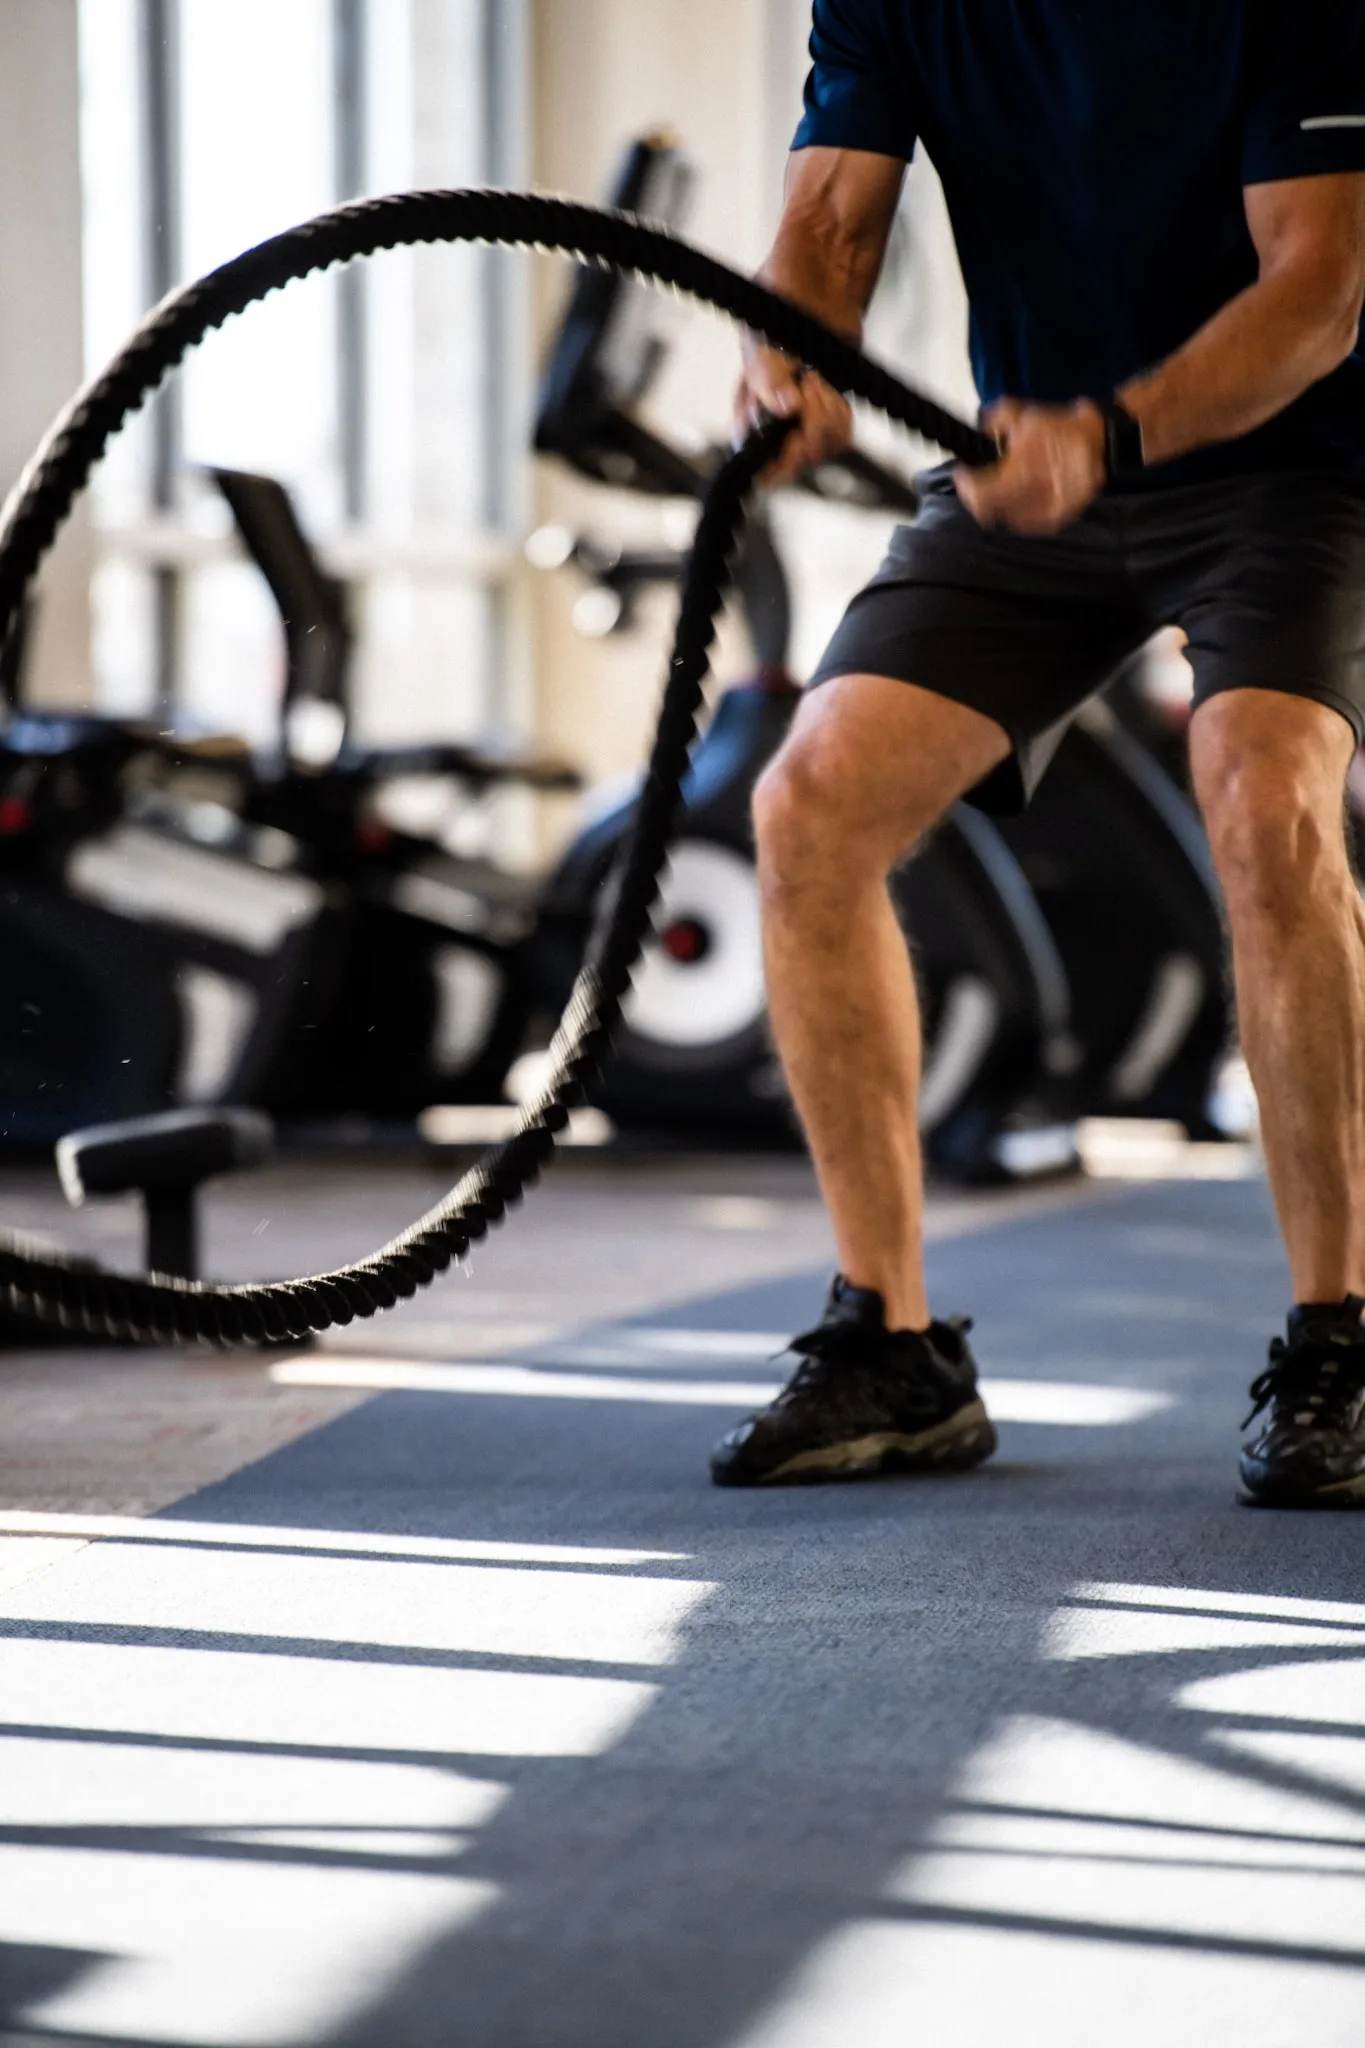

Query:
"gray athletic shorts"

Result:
[[808, 463, 1365, 814]]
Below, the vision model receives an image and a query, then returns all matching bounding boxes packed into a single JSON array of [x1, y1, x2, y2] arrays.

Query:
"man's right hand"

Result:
[[733, 342, 854, 489]]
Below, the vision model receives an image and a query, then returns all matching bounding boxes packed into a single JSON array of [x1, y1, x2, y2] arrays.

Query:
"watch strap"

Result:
[[1095, 395, 1145, 483]]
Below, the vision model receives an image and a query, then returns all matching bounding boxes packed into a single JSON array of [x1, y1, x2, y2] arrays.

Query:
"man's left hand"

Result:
[[955, 398, 1108, 535]]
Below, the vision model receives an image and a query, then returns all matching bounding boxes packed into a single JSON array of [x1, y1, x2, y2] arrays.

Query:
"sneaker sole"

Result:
[[745, 1398, 998, 1487], [1240, 1464, 1365, 1509]]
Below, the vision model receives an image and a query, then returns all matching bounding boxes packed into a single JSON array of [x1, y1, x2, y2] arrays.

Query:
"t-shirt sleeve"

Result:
[[1242, 0, 1365, 184], [791, 0, 917, 161]]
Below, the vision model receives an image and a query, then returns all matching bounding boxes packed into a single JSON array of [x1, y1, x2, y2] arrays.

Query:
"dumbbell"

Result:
[[56, 1106, 274, 1281]]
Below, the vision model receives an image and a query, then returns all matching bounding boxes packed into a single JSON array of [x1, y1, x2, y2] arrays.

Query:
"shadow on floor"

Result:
[[10, 1178, 1365, 2046]]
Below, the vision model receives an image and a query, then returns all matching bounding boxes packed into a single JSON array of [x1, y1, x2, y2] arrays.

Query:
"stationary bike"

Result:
[[0, 673, 341, 1149], [205, 464, 579, 1122]]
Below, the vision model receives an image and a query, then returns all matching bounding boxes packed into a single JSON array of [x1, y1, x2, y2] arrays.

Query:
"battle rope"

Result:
[[0, 188, 990, 1345]]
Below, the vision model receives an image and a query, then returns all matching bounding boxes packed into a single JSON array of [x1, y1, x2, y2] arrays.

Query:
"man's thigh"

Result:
[[1137, 473, 1365, 749], [807, 467, 1149, 815]]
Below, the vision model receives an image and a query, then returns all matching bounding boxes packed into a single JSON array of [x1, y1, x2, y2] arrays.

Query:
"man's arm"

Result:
[[736, 145, 906, 487], [1123, 173, 1365, 461], [958, 172, 1365, 535]]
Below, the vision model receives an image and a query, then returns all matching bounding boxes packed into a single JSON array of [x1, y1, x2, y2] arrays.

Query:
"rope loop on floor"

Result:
[[0, 188, 989, 1344]]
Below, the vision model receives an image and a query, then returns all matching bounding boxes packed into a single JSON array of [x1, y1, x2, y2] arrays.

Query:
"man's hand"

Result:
[[955, 398, 1107, 535], [733, 342, 854, 489]]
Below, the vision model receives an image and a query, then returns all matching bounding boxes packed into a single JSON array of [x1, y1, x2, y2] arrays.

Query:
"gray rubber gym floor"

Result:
[[2, 1168, 1364, 2046]]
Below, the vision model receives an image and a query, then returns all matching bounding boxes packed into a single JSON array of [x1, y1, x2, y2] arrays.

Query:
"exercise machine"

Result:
[[207, 465, 579, 1120], [0, 458, 581, 1148], [0, 698, 341, 1149], [0, 1104, 274, 1346]]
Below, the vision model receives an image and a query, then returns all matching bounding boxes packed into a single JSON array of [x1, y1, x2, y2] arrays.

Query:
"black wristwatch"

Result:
[[1094, 395, 1145, 483]]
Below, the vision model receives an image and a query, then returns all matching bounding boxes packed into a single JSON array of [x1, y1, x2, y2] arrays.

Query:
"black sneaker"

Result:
[[1240, 1296, 1365, 1507], [709, 1276, 997, 1487]]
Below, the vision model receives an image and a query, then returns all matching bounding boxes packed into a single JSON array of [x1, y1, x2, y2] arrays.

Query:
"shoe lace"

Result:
[[769, 1320, 869, 1408], [1244, 1334, 1365, 1430], [770, 1312, 973, 1410]]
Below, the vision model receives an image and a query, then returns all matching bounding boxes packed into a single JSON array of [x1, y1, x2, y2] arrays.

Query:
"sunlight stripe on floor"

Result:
[[0, 1510, 684, 1569], [0, 1544, 713, 1670], [271, 1355, 1172, 1426], [731, 1714, 1365, 2047]]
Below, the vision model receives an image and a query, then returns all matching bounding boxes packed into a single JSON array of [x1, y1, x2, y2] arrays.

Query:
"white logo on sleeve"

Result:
[[1301, 114, 1365, 129]]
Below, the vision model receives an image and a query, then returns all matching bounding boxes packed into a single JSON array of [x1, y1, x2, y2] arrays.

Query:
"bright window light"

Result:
[[1178, 1658, 1365, 1727], [730, 1715, 1365, 2048], [0, 1638, 656, 1759], [10, 1844, 497, 2048], [980, 1381, 1171, 1426], [1076, 1118, 1261, 1181], [552, 1327, 791, 1365], [77, 0, 521, 743], [0, 1542, 714, 1669], [728, 1918, 1365, 2048], [1071, 1582, 1365, 1628], [271, 1355, 788, 1407], [0, 1733, 505, 1837], [0, 1509, 685, 1569], [0, 1508, 668, 2040], [0, 1534, 88, 1597], [1045, 1582, 1365, 1660], [1216, 1731, 1365, 1801], [892, 1715, 1365, 1948], [270, 1353, 1174, 1427], [942, 1714, 1365, 1842]]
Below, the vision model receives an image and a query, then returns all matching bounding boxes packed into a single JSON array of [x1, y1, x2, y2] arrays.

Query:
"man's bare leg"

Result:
[[1192, 688, 1365, 1300], [753, 673, 1010, 1329]]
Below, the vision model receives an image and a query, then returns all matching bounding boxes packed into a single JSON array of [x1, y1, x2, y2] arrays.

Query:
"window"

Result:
[[78, 0, 530, 750]]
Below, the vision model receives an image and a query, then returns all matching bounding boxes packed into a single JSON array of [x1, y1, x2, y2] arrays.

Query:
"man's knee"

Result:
[[752, 673, 1008, 909], [1192, 697, 1354, 931], [752, 735, 939, 898], [753, 750, 853, 923], [753, 747, 839, 872]]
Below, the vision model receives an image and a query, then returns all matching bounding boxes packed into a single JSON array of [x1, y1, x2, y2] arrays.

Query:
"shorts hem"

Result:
[[1190, 676, 1365, 750]]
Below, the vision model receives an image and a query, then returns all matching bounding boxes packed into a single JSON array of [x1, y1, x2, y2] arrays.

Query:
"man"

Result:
[[709, 0, 1365, 1505]]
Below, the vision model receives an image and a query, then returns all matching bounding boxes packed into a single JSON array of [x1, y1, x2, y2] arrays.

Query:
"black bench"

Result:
[[56, 1106, 274, 1281]]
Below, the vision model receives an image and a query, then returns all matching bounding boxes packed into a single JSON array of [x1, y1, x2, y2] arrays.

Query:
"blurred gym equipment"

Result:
[[0, 469, 580, 1150], [996, 703, 1231, 1135], [208, 465, 578, 1121], [0, 181, 996, 1339], [0, 1104, 275, 1347], [0, 694, 339, 1149], [57, 1105, 273, 1281]]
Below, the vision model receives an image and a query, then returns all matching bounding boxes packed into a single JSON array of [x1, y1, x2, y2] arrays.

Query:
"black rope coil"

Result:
[[0, 188, 989, 1345]]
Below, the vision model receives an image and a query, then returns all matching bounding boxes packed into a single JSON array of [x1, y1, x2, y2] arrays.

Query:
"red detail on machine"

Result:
[[660, 917, 708, 964], [0, 796, 33, 835], [356, 817, 393, 854], [751, 663, 802, 697]]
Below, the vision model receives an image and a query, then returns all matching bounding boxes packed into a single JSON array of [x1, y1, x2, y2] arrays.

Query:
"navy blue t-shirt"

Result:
[[793, 1, 1365, 486]]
